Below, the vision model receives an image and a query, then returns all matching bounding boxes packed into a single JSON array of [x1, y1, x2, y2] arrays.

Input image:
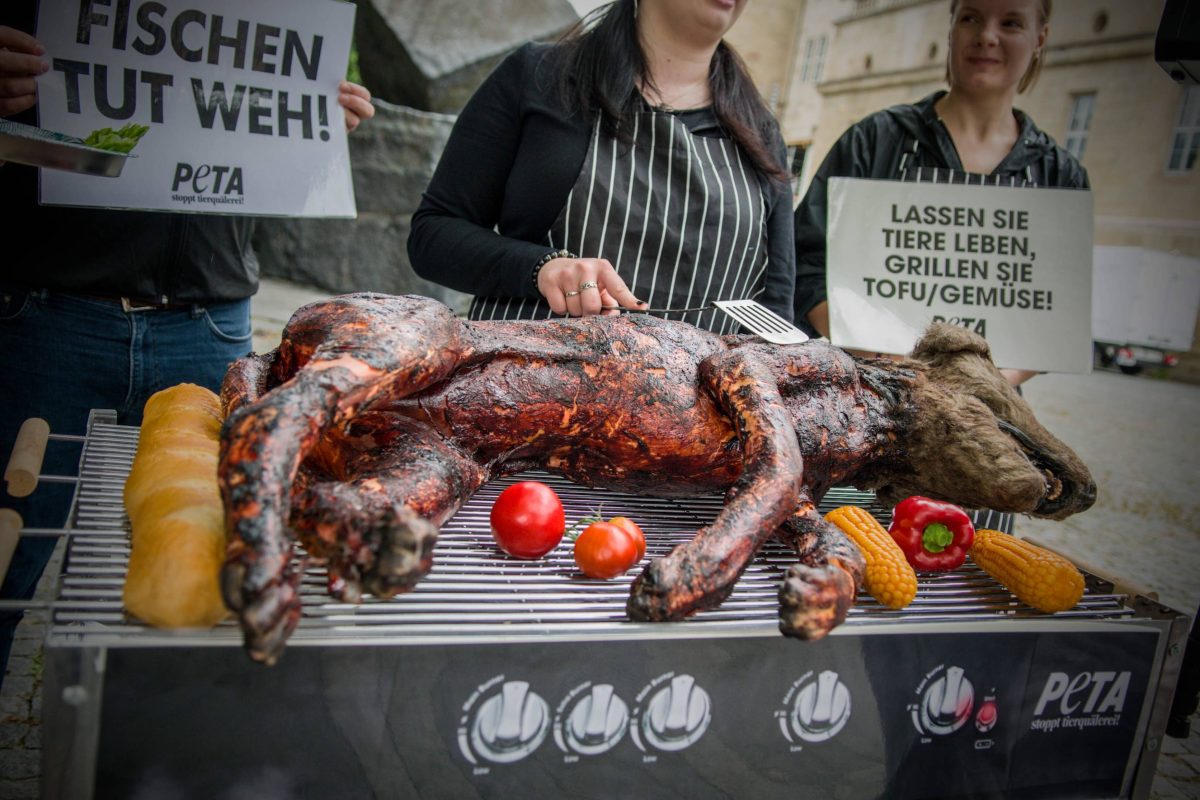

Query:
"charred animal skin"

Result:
[[219, 294, 1096, 663]]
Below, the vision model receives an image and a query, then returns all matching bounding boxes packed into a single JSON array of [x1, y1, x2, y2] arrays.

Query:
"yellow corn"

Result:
[[970, 529, 1084, 613], [825, 506, 918, 610]]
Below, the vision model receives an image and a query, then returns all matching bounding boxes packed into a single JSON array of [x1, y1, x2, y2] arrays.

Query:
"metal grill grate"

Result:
[[46, 413, 1135, 648]]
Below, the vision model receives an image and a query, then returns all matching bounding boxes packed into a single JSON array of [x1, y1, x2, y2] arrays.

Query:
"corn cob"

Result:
[[825, 506, 918, 609], [970, 529, 1084, 613]]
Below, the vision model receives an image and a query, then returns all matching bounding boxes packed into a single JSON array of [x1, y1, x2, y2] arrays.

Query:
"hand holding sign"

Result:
[[0, 26, 47, 117], [826, 178, 1094, 374], [35, 0, 361, 217]]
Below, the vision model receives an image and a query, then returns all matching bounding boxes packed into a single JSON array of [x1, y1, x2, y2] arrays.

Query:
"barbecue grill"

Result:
[[28, 410, 1191, 799]]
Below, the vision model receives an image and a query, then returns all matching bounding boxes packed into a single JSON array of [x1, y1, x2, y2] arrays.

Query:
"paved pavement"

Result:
[[2, 278, 1198, 798]]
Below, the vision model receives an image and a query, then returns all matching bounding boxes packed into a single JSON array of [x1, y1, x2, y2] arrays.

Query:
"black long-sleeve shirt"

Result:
[[408, 43, 795, 319], [1, 1, 258, 303]]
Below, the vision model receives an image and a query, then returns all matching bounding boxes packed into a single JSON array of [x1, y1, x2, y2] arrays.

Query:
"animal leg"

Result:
[[775, 504, 865, 640], [220, 350, 278, 418], [627, 350, 804, 621], [290, 413, 489, 602], [219, 295, 469, 664]]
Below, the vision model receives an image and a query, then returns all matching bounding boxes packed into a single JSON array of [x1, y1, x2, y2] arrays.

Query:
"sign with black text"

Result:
[[826, 178, 1093, 372], [35, 0, 356, 217]]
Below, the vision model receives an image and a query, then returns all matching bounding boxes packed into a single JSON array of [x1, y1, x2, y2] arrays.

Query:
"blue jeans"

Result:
[[0, 290, 253, 690]]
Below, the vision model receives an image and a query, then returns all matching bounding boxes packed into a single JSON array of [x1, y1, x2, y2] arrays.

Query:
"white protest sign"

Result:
[[35, 0, 356, 217], [826, 178, 1093, 373]]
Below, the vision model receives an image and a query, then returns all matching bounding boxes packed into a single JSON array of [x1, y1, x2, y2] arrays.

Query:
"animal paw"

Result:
[[361, 504, 438, 598], [778, 562, 856, 640]]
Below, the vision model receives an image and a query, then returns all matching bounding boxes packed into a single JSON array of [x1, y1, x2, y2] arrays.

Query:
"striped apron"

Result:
[[899, 134, 1031, 534], [468, 110, 771, 334]]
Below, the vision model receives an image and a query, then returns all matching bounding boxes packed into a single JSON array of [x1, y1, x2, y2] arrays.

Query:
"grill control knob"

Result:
[[791, 669, 851, 743], [565, 683, 629, 755], [641, 674, 711, 751], [917, 666, 974, 736], [470, 680, 550, 763]]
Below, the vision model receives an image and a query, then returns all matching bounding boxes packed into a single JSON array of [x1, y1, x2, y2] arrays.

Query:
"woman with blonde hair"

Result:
[[794, 0, 1088, 374]]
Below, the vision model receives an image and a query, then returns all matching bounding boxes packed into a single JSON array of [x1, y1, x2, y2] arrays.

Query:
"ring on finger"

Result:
[[563, 289, 582, 298], [578, 280, 599, 291]]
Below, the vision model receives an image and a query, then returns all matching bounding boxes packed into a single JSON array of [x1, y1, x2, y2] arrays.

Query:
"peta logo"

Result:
[[1033, 671, 1130, 717], [171, 163, 246, 208]]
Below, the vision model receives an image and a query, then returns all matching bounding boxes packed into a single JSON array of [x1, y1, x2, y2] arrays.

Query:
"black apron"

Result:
[[468, 110, 771, 334]]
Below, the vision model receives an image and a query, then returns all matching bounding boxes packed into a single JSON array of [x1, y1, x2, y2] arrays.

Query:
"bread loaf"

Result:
[[123, 383, 229, 628]]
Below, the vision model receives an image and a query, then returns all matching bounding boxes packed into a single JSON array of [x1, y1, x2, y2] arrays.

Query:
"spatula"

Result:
[[627, 299, 808, 345], [710, 300, 809, 345]]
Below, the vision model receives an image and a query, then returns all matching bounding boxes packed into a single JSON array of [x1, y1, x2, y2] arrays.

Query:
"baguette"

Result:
[[122, 383, 229, 628]]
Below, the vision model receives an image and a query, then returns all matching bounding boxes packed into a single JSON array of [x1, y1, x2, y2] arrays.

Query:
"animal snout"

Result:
[[1078, 479, 1097, 510]]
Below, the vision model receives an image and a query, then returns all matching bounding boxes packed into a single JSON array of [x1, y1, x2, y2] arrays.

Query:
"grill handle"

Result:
[[0, 509, 20, 581], [5, 417, 49, 498]]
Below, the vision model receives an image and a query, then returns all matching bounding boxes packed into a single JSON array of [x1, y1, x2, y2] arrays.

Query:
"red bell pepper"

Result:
[[888, 496, 975, 571]]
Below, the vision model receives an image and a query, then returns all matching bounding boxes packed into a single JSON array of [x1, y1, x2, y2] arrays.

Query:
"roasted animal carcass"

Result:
[[218, 294, 1095, 663]]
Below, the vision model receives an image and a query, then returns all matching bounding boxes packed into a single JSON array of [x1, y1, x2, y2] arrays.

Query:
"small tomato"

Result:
[[574, 520, 640, 579], [607, 516, 646, 561], [490, 481, 565, 559]]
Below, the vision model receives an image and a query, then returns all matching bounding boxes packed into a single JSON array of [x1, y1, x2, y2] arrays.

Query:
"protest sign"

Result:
[[826, 178, 1093, 373], [34, 0, 356, 217]]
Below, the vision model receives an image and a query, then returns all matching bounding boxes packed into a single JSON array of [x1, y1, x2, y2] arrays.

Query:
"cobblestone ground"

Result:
[[1, 281, 1198, 798], [0, 539, 61, 800]]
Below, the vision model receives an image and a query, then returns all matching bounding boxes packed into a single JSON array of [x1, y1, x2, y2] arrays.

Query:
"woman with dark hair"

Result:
[[408, 0, 794, 332], [794, 0, 1088, 386]]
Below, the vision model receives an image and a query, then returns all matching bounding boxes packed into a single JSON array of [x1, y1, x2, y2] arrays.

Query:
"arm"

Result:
[[759, 124, 797, 323], [793, 122, 877, 336], [407, 44, 554, 299]]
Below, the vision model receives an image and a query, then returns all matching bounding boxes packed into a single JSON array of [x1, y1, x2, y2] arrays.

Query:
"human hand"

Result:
[[1000, 367, 1038, 387], [0, 26, 47, 117], [338, 80, 374, 133], [537, 256, 647, 317]]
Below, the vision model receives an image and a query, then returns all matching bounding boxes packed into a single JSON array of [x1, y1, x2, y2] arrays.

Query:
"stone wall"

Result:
[[353, 0, 578, 114], [253, 100, 471, 314]]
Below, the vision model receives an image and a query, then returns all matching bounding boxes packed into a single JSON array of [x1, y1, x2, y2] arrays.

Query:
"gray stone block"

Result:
[[1, 676, 33, 699], [347, 101, 455, 216], [354, 0, 578, 114], [255, 100, 471, 315], [0, 749, 40, 780], [0, 778, 39, 800], [0, 721, 28, 748]]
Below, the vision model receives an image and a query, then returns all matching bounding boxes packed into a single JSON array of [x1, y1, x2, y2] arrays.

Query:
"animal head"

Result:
[[876, 324, 1096, 520]]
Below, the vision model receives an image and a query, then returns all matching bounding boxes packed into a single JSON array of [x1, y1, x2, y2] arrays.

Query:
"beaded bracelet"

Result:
[[531, 249, 576, 287]]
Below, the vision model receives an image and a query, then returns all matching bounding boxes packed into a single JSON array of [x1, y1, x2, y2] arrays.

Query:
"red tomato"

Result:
[[574, 521, 640, 579], [490, 481, 565, 559], [608, 516, 646, 561]]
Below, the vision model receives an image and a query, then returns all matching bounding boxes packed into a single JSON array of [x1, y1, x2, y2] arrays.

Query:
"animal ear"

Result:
[[910, 323, 992, 365]]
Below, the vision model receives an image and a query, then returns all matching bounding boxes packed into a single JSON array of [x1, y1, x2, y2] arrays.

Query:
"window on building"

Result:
[[799, 36, 827, 84], [788, 144, 808, 202], [1167, 86, 1200, 173], [1064, 93, 1095, 161]]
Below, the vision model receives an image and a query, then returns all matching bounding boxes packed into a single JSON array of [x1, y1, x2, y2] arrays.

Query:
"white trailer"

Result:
[[1092, 246, 1200, 373]]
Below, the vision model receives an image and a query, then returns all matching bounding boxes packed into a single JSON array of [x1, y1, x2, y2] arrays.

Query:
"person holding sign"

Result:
[[0, 6, 373, 691], [407, 0, 795, 332], [793, 0, 1088, 387]]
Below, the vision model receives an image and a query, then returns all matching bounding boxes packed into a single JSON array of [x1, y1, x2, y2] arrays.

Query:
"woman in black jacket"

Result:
[[794, 0, 1088, 383], [409, 0, 795, 333]]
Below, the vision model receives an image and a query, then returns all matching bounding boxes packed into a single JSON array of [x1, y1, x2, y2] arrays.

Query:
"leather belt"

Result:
[[77, 294, 197, 312]]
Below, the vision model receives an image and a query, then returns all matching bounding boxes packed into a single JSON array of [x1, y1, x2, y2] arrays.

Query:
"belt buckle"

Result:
[[120, 297, 157, 312]]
